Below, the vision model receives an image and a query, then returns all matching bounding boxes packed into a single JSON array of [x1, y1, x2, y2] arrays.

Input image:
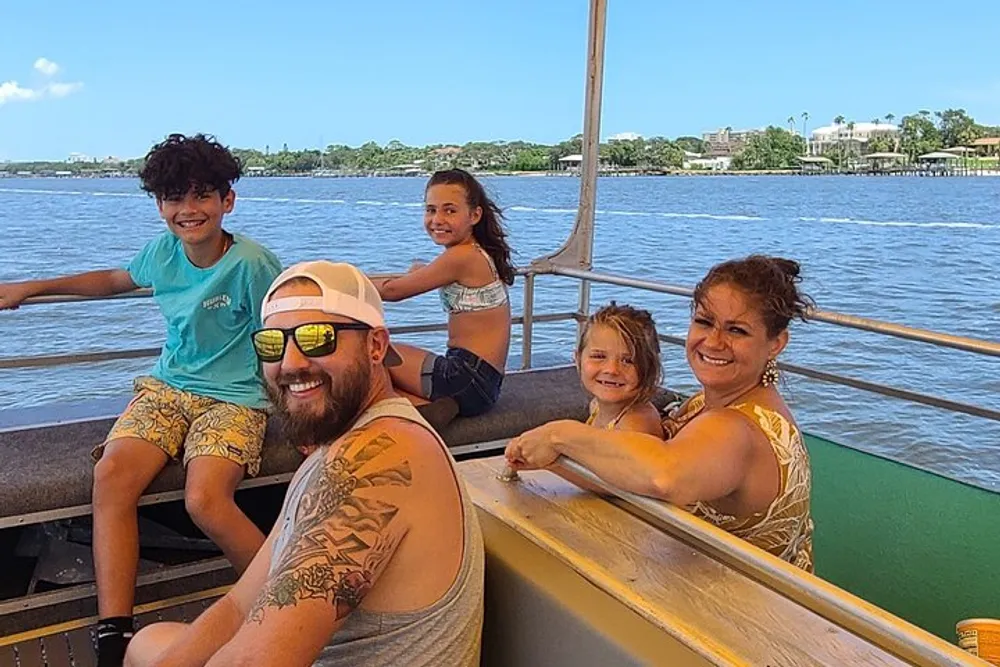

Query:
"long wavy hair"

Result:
[[426, 169, 515, 285]]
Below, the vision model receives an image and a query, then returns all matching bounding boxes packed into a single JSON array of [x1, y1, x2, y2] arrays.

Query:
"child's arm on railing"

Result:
[[0, 269, 138, 310], [370, 249, 464, 302]]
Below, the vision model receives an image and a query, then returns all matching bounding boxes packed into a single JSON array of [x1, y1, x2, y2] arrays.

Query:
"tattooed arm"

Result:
[[206, 427, 414, 667], [146, 531, 278, 667]]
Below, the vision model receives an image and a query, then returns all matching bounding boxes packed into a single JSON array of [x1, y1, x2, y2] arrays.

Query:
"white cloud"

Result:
[[0, 59, 82, 106], [34, 57, 60, 77], [0, 81, 41, 105], [47, 81, 83, 98]]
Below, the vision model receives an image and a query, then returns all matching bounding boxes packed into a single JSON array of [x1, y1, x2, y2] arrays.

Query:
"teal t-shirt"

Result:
[[128, 232, 282, 408]]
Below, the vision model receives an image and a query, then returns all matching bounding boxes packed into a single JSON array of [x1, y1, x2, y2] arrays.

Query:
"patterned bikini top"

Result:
[[661, 393, 814, 572], [585, 401, 631, 431], [439, 245, 509, 314]]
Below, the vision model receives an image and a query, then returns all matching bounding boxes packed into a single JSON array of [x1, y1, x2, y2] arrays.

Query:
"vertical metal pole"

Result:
[[521, 272, 535, 370], [577, 280, 592, 342], [575, 0, 607, 343]]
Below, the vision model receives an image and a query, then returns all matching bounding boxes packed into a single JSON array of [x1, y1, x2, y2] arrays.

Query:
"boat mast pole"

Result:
[[531, 0, 607, 343]]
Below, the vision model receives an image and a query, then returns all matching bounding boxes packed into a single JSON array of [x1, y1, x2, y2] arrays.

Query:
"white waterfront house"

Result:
[[809, 122, 899, 156]]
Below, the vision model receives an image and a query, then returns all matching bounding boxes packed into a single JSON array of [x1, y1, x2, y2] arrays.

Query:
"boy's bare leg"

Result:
[[92, 438, 170, 617], [184, 456, 264, 573]]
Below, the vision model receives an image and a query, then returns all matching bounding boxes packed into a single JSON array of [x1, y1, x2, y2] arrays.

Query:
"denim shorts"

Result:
[[421, 347, 504, 417]]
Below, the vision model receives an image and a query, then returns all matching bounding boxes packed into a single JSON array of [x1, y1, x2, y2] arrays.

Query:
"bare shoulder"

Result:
[[308, 423, 418, 515], [440, 242, 478, 263], [686, 406, 759, 450], [447, 243, 494, 281], [347, 417, 455, 487], [356, 416, 443, 453], [617, 402, 664, 438]]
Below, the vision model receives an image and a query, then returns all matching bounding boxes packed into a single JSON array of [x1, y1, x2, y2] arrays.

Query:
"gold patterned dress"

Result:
[[661, 393, 814, 571]]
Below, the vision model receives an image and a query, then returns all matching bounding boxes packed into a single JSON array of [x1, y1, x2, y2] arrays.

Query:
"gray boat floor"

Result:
[[0, 587, 225, 667]]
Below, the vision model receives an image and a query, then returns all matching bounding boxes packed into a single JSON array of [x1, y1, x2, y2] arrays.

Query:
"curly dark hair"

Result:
[[692, 255, 814, 338], [577, 301, 662, 404], [139, 133, 242, 199], [426, 169, 515, 285]]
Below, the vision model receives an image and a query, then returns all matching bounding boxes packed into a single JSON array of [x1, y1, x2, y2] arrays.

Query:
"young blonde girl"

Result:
[[576, 302, 664, 437], [373, 169, 514, 421]]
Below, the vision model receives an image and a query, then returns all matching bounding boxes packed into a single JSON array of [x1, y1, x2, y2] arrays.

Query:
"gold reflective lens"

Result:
[[253, 322, 368, 362], [252, 329, 287, 362], [293, 323, 338, 357]]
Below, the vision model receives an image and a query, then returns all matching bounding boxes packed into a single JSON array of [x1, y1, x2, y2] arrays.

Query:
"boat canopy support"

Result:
[[530, 0, 606, 277]]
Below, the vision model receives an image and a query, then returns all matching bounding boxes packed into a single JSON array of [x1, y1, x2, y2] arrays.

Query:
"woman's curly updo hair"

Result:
[[692, 255, 814, 338]]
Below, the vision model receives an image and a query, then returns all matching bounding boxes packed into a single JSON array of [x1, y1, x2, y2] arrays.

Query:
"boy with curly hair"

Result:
[[0, 133, 282, 666]]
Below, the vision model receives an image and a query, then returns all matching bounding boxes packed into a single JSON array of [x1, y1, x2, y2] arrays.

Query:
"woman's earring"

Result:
[[761, 358, 780, 387]]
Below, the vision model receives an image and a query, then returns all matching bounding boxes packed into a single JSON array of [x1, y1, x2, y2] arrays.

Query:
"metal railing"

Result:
[[536, 266, 1000, 423], [0, 310, 577, 370], [549, 266, 1000, 358], [4, 264, 999, 427]]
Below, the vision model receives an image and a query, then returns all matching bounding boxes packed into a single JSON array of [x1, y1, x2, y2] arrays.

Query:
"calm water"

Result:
[[1, 175, 998, 491]]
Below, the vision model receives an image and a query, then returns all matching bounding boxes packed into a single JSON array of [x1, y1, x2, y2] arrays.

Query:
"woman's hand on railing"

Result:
[[506, 421, 574, 470]]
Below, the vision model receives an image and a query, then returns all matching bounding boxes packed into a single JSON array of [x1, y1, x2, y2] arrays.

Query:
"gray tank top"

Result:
[[270, 397, 485, 667]]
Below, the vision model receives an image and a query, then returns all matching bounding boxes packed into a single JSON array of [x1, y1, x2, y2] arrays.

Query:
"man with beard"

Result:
[[124, 261, 485, 667]]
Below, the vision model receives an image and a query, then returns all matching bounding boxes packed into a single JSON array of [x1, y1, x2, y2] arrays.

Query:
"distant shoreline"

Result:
[[2, 169, 999, 179]]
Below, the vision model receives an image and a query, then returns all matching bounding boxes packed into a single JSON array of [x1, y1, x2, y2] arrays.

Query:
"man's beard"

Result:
[[265, 356, 371, 452]]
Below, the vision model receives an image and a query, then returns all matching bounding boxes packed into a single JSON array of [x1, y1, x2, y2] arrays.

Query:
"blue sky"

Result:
[[2, 0, 999, 161]]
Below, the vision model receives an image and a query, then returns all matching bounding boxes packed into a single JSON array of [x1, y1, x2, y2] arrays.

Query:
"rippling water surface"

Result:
[[1, 175, 997, 490]]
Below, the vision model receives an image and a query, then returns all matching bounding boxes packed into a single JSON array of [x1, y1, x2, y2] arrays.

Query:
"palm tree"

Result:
[[787, 115, 796, 133], [846, 121, 856, 165], [832, 117, 846, 169], [869, 119, 882, 155], [885, 114, 898, 151], [801, 111, 810, 155]]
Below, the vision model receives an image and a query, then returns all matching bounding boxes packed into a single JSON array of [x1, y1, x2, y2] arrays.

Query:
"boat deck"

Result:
[[0, 588, 224, 667], [459, 456, 975, 666]]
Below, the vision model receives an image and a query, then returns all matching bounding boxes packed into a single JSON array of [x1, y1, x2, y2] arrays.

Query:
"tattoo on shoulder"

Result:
[[248, 430, 412, 624]]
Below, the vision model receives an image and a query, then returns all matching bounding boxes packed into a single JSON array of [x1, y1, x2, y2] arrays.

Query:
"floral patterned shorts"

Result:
[[93, 376, 267, 476]]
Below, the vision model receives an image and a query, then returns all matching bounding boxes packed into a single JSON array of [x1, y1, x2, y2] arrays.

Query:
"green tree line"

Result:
[[2, 135, 706, 176], [819, 108, 999, 165], [3, 107, 994, 176]]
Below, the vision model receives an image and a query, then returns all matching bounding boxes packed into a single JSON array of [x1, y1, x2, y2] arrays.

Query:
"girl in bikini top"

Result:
[[370, 169, 516, 420], [439, 244, 509, 314], [576, 303, 664, 437]]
